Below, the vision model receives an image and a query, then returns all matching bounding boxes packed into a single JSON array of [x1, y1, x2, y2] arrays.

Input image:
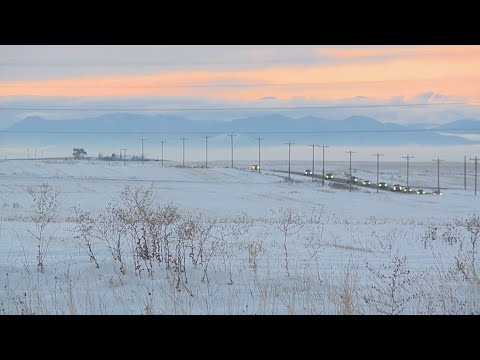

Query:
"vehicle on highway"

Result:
[[378, 182, 387, 188], [362, 180, 371, 185], [416, 189, 426, 194], [433, 190, 443, 195], [325, 173, 333, 179], [403, 187, 413, 193], [348, 176, 358, 183], [391, 184, 403, 191], [304, 169, 312, 175]]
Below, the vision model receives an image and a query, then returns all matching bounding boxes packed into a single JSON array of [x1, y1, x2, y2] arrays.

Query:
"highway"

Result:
[[273, 169, 432, 194]]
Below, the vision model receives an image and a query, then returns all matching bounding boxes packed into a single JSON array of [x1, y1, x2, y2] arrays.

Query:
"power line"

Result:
[[203, 136, 210, 168], [140, 138, 147, 165], [121, 148, 127, 166], [0, 80, 463, 90], [321, 145, 329, 187], [470, 156, 478, 196], [160, 140, 166, 167], [308, 144, 320, 182], [256, 137, 263, 173], [0, 103, 466, 112], [0, 56, 429, 68], [228, 134, 237, 169], [181, 137, 187, 167], [401, 155, 415, 188], [432, 158, 445, 192], [285, 142, 295, 179], [346, 150, 357, 192], [372, 153, 384, 194], [2, 127, 479, 135]]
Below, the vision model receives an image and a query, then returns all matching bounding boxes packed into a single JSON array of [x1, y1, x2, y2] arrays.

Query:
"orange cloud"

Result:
[[0, 46, 479, 101]]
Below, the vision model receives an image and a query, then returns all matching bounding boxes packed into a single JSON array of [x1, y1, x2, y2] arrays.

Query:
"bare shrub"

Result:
[[200, 223, 224, 284], [453, 215, 480, 283], [94, 203, 127, 275], [246, 240, 266, 274], [70, 206, 99, 268], [114, 185, 155, 276], [441, 224, 461, 247], [26, 183, 61, 273], [422, 226, 438, 250], [107, 185, 183, 277], [363, 255, 419, 315], [324, 262, 361, 315], [222, 212, 254, 285], [415, 270, 469, 315], [274, 208, 304, 277]]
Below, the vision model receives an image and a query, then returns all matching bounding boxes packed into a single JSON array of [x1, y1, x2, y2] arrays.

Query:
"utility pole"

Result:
[[401, 155, 415, 188], [181, 137, 187, 168], [140, 138, 147, 165], [346, 150, 357, 192], [285, 142, 294, 179], [35, 148, 37, 160], [464, 155, 467, 190], [322, 144, 329, 186], [432, 158, 445, 193], [372, 153, 384, 194], [203, 136, 210, 168], [470, 156, 478, 195], [121, 148, 127, 166], [228, 134, 237, 168], [256, 137, 263, 173], [308, 144, 319, 182], [161, 140, 166, 167]]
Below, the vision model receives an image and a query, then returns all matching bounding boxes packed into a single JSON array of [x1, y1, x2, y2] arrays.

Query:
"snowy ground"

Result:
[[0, 159, 479, 314]]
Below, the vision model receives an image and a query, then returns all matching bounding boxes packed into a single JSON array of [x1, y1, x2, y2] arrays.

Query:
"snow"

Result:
[[0, 159, 479, 314]]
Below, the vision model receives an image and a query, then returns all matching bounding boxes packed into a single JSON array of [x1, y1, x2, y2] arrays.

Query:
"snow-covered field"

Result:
[[0, 159, 479, 314]]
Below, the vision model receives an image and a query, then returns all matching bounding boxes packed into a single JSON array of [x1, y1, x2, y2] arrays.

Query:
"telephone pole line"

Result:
[[308, 144, 319, 182], [161, 140, 166, 167], [256, 137, 263, 173], [140, 138, 147, 165], [121, 148, 127, 166], [372, 153, 384, 194], [203, 136, 210, 168], [228, 134, 237, 168], [401, 155, 415, 188], [346, 150, 357, 192], [285, 142, 294, 179], [181, 137, 187, 168], [432, 158, 445, 193], [470, 156, 478, 195], [321, 144, 329, 186]]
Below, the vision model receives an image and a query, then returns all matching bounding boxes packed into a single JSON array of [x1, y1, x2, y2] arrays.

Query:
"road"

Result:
[[273, 169, 427, 194]]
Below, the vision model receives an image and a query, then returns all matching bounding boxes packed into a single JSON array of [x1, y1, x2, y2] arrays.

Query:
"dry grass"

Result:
[[2, 183, 480, 314]]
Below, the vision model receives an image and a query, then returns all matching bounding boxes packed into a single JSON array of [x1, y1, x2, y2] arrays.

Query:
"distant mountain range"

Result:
[[1, 113, 479, 147]]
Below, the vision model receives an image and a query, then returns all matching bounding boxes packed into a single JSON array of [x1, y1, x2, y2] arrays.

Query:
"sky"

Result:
[[0, 45, 480, 160], [1, 45, 479, 100], [0, 45, 479, 124]]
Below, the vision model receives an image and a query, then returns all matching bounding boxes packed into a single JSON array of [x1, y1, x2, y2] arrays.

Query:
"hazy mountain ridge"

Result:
[[3, 113, 479, 146]]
